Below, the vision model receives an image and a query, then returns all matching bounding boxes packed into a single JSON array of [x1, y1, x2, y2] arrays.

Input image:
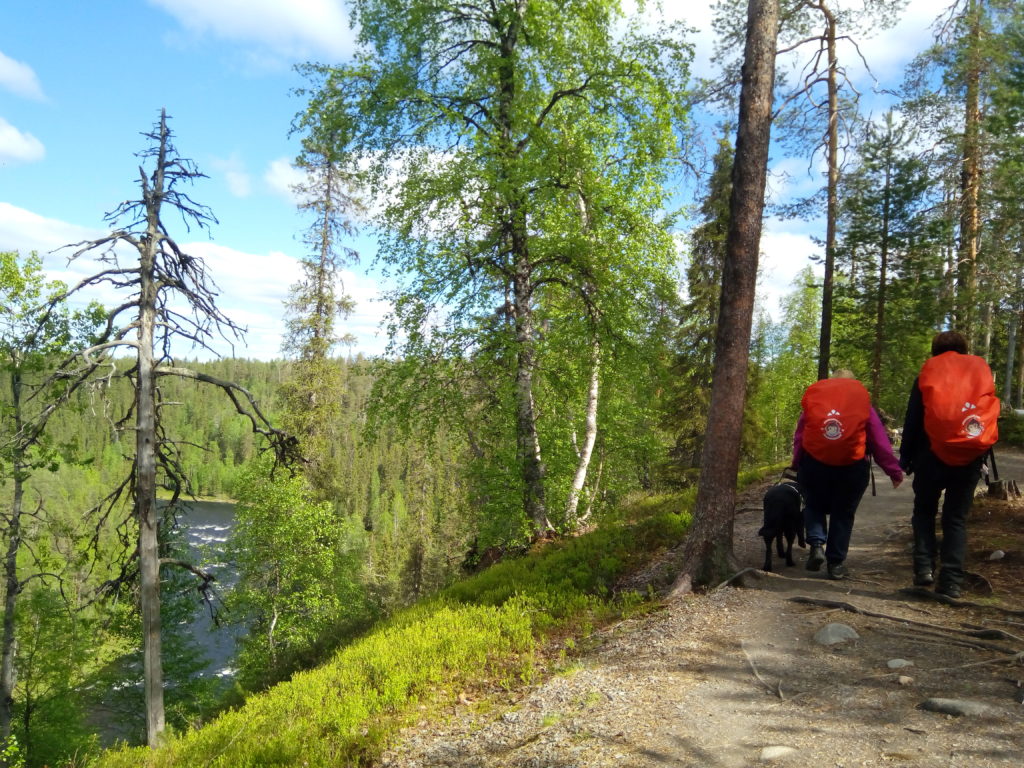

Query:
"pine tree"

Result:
[[279, 136, 362, 501]]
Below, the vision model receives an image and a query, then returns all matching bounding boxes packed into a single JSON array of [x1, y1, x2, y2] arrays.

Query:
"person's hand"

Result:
[[891, 476, 903, 489]]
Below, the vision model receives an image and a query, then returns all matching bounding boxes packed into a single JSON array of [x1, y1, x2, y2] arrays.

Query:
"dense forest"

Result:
[[2, 0, 1024, 765]]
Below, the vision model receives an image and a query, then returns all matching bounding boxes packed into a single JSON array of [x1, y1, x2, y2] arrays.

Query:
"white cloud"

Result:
[[633, 0, 939, 89], [0, 202, 96, 255], [264, 157, 304, 202], [149, 0, 355, 61], [0, 50, 45, 101], [210, 153, 252, 197], [758, 222, 821, 320], [847, 0, 939, 83], [0, 202, 391, 360], [0, 118, 45, 165]]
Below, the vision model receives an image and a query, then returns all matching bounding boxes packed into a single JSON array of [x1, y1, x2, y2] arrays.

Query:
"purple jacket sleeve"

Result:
[[791, 412, 806, 467], [866, 407, 903, 481]]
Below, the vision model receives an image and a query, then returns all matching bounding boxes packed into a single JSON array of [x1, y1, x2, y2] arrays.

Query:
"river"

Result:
[[181, 499, 242, 680]]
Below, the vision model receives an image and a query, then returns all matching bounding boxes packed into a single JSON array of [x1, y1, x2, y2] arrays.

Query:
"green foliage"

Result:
[[746, 269, 821, 464], [90, 489, 697, 768], [301, 0, 692, 537], [9, 586, 100, 767], [831, 113, 946, 416], [0, 734, 24, 768], [666, 133, 733, 473], [226, 461, 373, 690], [995, 412, 1024, 448], [279, 138, 362, 500]]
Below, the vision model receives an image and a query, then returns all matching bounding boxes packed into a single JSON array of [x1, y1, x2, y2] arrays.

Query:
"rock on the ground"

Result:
[[814, 622, 860, 645], [760, 745, 797, 761], [887, 658, 914, 669], [919, 698, 993, 716]]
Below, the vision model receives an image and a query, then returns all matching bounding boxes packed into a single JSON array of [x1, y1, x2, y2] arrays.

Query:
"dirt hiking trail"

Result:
[[381, 453, 1024, 768]]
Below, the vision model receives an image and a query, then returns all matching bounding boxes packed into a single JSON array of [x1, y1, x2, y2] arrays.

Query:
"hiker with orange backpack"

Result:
[[791, 370, 904, 580], [899, 331, 999, 598]]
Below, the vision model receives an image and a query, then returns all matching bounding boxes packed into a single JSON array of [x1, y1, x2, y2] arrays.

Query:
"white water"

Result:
[[180, 500, 242, 679]]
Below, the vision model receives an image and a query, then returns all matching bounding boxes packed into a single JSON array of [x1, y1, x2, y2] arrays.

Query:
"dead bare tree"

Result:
[[671, 0, 781, 594], [48, 110, 298, 747]]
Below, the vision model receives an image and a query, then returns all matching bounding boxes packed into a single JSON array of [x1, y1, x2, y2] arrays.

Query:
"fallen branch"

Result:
[[740, 640, 784, 699]]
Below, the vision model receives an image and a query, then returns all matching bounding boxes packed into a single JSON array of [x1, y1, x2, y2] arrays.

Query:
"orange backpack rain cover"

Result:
[[919, 352, 999, 466], [801, 378, 872, 466]]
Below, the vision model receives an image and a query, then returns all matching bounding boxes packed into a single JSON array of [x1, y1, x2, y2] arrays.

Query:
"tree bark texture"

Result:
[[957, 0, 982, 341], [816, 1, 839, 381], [139, 120, 167, 748], [1003, 312, 1016, 404], [1016, 314, 1024, 410], [871, 149, 892, 403], [671, 0, 780, 594], [496, 3, 548, 538], [0, 369, 23, 751], [513, 258, 549, 537], [565, 340, 600, 526]]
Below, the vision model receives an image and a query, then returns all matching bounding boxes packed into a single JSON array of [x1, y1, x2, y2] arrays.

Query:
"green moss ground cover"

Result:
[[92, 472, 771, 768]]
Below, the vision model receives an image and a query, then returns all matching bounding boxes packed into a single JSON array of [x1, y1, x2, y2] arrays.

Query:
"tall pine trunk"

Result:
[[817, 1, 839, 380], [871, 151, 892, 403], [672, 0, 780, 593], [957, 0, 982, 341]]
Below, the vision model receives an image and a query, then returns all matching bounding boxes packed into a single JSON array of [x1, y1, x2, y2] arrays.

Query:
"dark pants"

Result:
[[797, 454, 870, 565], [911, 450, 983, 589]]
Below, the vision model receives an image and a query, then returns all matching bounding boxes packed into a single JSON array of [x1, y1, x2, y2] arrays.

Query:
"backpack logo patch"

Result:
[[961, 402, 984, 438], [822, 409, 844, 440]]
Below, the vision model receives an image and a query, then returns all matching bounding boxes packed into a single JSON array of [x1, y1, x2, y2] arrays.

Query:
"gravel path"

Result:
[[380, 455, 1024, 767]]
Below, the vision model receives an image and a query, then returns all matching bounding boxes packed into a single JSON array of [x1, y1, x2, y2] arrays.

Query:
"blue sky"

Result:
[[1, 0, 938, 361]]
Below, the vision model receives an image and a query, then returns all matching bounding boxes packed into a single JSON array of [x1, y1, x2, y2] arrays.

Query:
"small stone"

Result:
[[897, 675, 914, 686], [988, 550, 1005, 561], [760, 745, 797, 761], [502, 711, 519, 723], [887, 658, 914, 669], [919, 698, 992, 717], [814, 622, 860, 645]]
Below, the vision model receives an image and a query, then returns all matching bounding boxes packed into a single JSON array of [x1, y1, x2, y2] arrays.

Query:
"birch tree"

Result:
[[298, 0, 690, 541]]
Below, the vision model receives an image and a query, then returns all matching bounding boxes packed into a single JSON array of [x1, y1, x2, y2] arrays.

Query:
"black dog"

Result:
[[758, 480, 806, 572]]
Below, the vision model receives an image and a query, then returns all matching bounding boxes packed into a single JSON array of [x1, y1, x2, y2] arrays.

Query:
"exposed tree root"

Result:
[[788, 595, 1023, 653], [740, 640, 784, 699], [897, 586, 1024, 616]]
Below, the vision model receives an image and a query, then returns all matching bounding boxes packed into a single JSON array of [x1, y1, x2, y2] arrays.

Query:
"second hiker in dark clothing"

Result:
[[900, 331, 999, 598]]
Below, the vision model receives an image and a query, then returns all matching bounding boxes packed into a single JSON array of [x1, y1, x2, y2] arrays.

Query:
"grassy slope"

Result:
[[92, 470, 771, 768]]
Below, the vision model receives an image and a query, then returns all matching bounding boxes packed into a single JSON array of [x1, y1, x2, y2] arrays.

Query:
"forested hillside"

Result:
[[2, 0, 1023, 766]]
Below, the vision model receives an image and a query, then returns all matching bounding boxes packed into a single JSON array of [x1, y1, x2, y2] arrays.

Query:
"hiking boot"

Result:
[[913, 570, 934, 587], [936, 583, 962, 599], [827, 561, 848, 580], [806, 545, 826, 572]]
